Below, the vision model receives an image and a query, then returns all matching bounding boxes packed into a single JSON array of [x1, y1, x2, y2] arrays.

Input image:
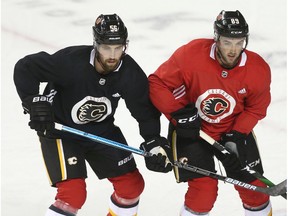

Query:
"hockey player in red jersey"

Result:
[[149, 10, 272, 215], [14, 14, 172, 216]]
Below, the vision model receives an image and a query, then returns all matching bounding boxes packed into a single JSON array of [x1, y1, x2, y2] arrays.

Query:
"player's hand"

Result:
[[22, 95, 54, 133], [171, 103, 201, 139], [221, 130, 247, 169], [220, 153, 242, 173], [140, 137, 173, 173]]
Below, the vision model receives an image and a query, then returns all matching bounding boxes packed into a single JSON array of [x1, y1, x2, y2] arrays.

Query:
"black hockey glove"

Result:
[[219, 153, 242, 173], [140, 137, 173, 173], [22, 95, 54, 133], [171, 103, 201, 139], [220, 130, 247, 172]]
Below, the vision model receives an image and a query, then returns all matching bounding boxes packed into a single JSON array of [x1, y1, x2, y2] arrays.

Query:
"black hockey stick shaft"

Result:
[[54, 123, 286, 197], [174, 161, 287, 196], [199, 130, 287, 199]]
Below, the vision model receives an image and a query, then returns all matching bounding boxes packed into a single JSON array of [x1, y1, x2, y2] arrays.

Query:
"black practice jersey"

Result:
[[14, 45, 161, 140]]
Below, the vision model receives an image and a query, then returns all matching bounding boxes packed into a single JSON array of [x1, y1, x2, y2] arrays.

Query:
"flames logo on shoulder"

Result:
[[196, 89, 236, 123], [71, 96, 112, 124]]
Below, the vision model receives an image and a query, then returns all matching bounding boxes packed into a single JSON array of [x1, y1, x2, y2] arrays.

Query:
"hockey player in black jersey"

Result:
[[14, 14, 173, 216]]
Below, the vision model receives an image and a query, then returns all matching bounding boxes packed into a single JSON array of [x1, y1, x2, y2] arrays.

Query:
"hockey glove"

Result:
[[140, 137, 173, 173], [220, 130, 247, 171], [171, 103, 201, 139], [22, 95, 54, 133]]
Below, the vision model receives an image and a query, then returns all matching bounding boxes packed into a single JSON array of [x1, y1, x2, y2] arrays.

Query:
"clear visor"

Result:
[[218, 36, 247, 50], [97, 44, 126, 56]]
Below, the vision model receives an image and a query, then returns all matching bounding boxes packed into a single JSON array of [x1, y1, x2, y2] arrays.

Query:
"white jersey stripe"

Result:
[[173, 84, 186, 99]]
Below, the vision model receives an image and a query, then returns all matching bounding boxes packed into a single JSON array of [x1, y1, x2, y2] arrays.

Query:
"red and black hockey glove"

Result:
[[140, 137, 173, 173], [22, 95, 54, 133], [220, 130, 247, 172], [171, 103, 201, 139]]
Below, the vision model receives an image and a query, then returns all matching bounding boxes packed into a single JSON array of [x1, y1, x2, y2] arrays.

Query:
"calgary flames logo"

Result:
[[71, 96, 112, 124], [78, 103, 107, 122], [196, 89, 235, 123], [202, 98, 228, 116]]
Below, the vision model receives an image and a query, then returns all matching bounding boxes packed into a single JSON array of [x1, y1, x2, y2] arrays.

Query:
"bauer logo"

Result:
[[109, 37, 121, 41], [118, 154, 134, 166], [225, 178, 257, 190]]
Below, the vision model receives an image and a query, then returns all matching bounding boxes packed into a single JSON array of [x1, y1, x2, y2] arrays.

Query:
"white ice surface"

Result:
[[2, 0, 287, 215]]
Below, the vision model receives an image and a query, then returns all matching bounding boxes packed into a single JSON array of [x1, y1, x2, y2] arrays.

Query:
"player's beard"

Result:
[[216, 48, 241, 70], [96, 54, 121, 75]]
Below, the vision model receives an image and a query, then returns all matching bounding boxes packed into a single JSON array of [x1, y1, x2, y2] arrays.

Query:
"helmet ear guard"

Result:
[[214, 10, 249, 42]]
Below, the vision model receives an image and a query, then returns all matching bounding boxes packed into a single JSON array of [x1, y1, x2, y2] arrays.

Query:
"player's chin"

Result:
[[223, 58, 237, 68], [107, 62, 118, 68]]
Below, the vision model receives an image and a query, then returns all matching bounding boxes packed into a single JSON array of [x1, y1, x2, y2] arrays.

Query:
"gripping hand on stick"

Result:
[[140, 137, 173, 173], [220, 130, 247, 172]]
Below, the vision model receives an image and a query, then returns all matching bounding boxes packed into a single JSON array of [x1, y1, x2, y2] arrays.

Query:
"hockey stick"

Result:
[[174, 161, 286, 197], [199, 130, 287, 199], [54, 123, 286, 197]]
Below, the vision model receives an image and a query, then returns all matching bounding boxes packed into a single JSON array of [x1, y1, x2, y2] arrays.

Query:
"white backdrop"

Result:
[[2, 0, 287, 215]]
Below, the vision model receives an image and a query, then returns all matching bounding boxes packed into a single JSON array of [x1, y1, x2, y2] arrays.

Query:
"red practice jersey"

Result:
[[148, 39, 271, 140]]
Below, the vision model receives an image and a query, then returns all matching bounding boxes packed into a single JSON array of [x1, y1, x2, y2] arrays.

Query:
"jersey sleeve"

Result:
[[121, 57, 161, 141], [148, 48, 189, 120], [232, 60, 271, 134], [13, 51, 64, 101]]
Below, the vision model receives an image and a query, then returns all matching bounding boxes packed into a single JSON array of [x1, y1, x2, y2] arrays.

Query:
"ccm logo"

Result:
[[178, 114, 198, 123]]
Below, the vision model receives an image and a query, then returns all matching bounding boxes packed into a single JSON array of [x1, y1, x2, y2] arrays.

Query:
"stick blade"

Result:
[[269, 179, 287, 197]]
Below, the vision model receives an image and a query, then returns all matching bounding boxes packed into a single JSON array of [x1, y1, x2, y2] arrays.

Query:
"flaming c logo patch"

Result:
[[71, 96, 112, 124], [196, 89, 236, 123]]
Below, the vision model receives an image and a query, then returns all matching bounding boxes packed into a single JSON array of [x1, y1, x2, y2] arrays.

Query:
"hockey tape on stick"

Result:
[[199, 130, 287, 199], [54, 123, 286, 197]]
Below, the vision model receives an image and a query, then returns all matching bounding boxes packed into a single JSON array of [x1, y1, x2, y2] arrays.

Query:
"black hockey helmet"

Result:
[[214, 10, 249, 40], [93, 14, 128, 46]]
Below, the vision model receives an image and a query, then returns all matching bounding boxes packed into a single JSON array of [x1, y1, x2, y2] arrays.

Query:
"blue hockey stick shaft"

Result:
[[54, 123, 152, 157]]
